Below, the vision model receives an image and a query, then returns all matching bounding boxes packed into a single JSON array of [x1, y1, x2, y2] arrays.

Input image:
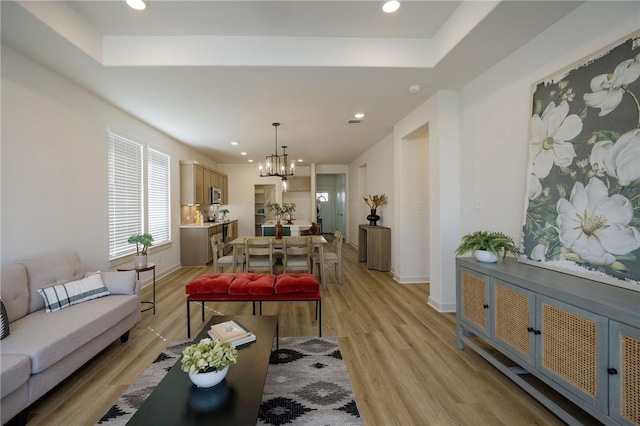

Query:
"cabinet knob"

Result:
[[533, 329, 541, 335], [527, 327, 535, 333], [607, 368, 618, 375], [483, 304, 489, 309]]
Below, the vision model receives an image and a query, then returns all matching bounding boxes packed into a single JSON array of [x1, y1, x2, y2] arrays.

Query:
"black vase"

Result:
[[366, 209, 380, 226]]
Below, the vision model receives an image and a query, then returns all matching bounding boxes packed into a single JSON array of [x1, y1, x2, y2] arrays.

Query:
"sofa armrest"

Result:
[[101, 271, 139, 295]]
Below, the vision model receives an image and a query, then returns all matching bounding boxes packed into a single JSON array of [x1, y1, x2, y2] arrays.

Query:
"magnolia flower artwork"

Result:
[[522, 31, 640, 290]]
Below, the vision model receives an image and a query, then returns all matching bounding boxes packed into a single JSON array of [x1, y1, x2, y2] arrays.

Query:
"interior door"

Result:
[[316, 188, 333, 234]]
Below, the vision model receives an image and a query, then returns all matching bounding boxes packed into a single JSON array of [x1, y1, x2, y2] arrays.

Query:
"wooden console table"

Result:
[[358, 225, 390, 271]]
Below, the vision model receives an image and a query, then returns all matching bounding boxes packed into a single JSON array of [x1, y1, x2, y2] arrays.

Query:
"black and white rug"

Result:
[[97, 337, 361, 425]]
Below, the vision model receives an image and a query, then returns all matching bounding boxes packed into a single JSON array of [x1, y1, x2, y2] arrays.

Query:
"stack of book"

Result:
[[207, 320, 257, 347]]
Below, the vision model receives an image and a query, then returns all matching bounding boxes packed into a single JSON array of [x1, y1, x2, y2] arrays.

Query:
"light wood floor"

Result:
[[25, 240, 564, 425]]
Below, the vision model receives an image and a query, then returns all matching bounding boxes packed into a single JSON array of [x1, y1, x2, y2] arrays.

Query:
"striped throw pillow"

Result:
[[37, 273, 110, 313], [0, 300, 9, 339]]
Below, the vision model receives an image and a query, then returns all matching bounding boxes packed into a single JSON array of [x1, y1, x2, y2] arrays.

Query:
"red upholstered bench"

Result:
[[185, 273, 322, 338]]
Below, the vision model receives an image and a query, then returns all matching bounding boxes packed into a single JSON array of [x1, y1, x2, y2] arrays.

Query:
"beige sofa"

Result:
[[0, 251, 141, 425]]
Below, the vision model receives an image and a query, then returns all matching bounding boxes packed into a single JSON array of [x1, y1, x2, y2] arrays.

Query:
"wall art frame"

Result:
[[520, 30, 640, 292]]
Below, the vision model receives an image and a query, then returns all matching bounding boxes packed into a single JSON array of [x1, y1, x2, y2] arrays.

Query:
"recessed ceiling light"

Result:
[[126, 0, 146, 11], [248, 159, 254, 163], [409, 84, 421, 94], [354, 113, 365, 119], [382, 1, 400, 13], [231, 141, 238, 145], [297, 159, 303, 163], [241, 152, 247, 156]]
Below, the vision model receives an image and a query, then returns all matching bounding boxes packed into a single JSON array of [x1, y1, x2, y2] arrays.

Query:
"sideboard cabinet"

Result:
[[456, 257, 640, 426]]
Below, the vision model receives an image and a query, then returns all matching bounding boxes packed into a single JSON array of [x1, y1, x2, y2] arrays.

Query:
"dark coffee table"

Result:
[[127, 315, 278, 426]]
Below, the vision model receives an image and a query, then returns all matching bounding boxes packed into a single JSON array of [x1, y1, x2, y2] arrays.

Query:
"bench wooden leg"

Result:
[[201, 302, 205, 321], [318, 299, 322, 337], [187, 300, 191, 338]]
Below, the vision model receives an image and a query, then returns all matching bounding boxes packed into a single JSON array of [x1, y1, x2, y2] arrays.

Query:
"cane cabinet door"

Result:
[[609, 321, 640, 426], [536, 295, 609, 413], [459, 269, 491, 338], [492, 279, 536, 368]]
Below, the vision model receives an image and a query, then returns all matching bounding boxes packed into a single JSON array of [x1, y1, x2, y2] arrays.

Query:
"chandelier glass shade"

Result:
[[259, 123, 295, 179]]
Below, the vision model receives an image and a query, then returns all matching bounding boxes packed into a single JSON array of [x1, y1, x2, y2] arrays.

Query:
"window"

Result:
[[108, 131, 171, 260], [148, 148, 171, 245], [108, 132, 143, 259]]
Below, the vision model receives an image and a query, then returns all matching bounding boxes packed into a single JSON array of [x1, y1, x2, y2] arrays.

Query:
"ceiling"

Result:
[[1, 1, 583, 165]]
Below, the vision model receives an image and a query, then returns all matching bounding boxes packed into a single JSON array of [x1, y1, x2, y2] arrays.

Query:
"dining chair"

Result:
[[282, 236, 312, 273], [312, 231, 342, 283], [211, 236, 245, 273], [245, 238, 275, 274], [300, 222, 319, 236]]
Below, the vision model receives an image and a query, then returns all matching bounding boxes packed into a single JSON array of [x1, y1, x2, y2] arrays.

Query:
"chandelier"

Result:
[[259, 123, 295, 180]]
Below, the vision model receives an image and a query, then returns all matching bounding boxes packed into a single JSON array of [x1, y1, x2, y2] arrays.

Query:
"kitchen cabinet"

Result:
[[180, 161, 228, 205], [221, 175, 228, 204], [456, 257, 640, 425], [286, 176, 310, 192]]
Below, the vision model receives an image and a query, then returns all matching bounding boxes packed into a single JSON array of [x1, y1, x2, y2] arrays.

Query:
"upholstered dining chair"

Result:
[[211, 236, 245, 273], [282, 236, 312, 273], [312, 231, 343, 283], [245, 238, 275, 274]]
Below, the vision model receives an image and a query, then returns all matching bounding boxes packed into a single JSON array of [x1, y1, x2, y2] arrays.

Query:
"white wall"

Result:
[[0, 46, 217, 278], [459, 1, 640, 239], [348, 133, 394, 259], [349, 1, 640, 312]]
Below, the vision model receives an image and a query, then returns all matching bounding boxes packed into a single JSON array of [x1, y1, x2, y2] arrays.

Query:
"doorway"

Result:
[[316, 174, 346, 236]]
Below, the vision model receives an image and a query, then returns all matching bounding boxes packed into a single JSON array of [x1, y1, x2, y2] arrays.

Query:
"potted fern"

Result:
[[455, 231, 521, 263]]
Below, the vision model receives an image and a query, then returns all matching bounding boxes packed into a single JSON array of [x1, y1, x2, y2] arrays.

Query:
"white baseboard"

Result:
[[393, 274, 429, 284], [427, 296, 456, 313], [140, 263, 181, 288]]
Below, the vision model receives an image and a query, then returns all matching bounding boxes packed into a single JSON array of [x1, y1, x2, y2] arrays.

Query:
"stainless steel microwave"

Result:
[[210, 187, 222, 204]]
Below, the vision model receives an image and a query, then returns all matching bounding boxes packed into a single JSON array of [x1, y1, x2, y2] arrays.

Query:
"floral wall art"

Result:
[[521, 31, 640, 291]]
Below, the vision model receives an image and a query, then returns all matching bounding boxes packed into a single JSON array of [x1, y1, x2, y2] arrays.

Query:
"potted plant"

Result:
[[362, 194, 388, 226], [219, 209, 230, 221], [282, 202, 296, 223], [127, 233, 153, 267], [455, 231, 521, 263], [181, 337, 238, 388]]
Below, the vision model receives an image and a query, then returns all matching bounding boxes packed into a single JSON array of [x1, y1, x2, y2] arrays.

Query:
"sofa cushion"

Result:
[[1, 300, 10, 339], [275, 274, 320, 294], [23, 251, 85, 314], [0, 355, 30, 399], [229, 273, 275, 296], [100, 271, 138, 295], [185, 274, 236, 295], [0, 294, 139, 374], [37, 274, 110, 312], [0, 264, 29, 322]]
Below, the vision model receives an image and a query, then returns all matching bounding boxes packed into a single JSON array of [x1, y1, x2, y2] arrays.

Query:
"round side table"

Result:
[[117, 263, 156, 314]]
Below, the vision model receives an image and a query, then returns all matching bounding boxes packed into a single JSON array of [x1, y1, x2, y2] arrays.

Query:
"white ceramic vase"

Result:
[[474, 250, 498, 263], [134, 255, 147, 267], [188, 366, 229, 388]]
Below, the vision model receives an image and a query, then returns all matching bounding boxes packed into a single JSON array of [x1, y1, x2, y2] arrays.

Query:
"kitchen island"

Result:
[[261, 220, 312, 237], [180, 220, 237, 266]]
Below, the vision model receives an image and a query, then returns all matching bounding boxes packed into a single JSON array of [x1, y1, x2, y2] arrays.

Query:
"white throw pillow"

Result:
[[37, 274, 110, 312]]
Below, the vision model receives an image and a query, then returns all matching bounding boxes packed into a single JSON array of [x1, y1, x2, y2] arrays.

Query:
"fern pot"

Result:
[[474, 250, 498, 263]]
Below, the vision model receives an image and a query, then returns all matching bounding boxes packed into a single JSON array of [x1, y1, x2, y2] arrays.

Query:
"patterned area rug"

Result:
[[97, 337, 361, 425]]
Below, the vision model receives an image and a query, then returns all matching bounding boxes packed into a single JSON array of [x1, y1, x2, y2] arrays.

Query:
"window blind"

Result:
[[108, 132, 143, 259], [148, 148, 171, 245]]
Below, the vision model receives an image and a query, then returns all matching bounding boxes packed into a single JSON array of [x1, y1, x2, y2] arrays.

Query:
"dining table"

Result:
[[228, 235, 329, 290]]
